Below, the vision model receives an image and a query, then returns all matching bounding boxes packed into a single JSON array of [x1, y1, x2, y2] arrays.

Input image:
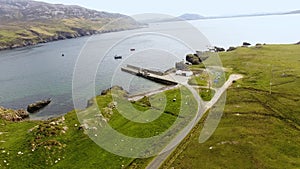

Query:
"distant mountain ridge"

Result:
[[0, 0, 141, 50], [176, 10, 300, 21], [139, 10, 300, 24], [289, 10, 300, 14], [178, 13, 204, 20], [0, 0, 125, 21]]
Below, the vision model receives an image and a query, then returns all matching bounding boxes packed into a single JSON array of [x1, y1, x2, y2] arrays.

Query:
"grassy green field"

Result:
[[0, 86, 197, 168], [198, 88, 216, 101], [0, 44, 299, 168], [188, 73, 209, 87], [161, 44, 300, 169], [0, 111, 133, 169]]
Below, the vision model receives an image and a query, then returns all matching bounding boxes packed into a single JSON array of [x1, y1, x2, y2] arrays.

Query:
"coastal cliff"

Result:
[[0, 0, 141, 50]]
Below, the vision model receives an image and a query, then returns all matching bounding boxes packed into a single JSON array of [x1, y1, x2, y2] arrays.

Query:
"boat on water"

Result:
[[130, 48, 136, 51], [114, 55, 122, 59]]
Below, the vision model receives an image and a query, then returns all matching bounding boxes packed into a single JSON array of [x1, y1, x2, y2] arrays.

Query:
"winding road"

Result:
[[146, 74, 243, 169]]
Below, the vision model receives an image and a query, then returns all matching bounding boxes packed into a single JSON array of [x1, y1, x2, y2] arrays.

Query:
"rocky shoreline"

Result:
[[0, 0, 143, 51], [0, 106, 29, 122], [0, 27, 140, 51]]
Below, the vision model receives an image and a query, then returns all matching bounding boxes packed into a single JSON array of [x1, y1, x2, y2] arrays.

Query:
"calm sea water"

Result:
[[0, 14, 299, 119], [191, 14, 300, 48]]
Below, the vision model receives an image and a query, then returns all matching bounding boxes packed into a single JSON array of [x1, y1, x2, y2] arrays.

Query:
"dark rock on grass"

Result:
[[18, 109, 29, 119], [227, 46, 237, 52], [243, 42, 251, 46], [27, 99, 51, 113], [0, 107, 29, 121], [255, 43, 263, 48], [214, 46, 225, 52], [186, 54, 202, 65]]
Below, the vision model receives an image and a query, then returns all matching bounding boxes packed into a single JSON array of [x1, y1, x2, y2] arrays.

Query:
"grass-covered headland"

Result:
[[0, 0, 141, 50], [0, 44, 299, 168], [161, 44, 300, 169]]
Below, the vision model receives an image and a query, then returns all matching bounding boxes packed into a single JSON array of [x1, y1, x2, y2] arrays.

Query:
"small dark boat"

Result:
[[62, 53, 65, 57], [27, 99, 51, 113], [130, 48, 136, 51], [114, 55, 122, 59]]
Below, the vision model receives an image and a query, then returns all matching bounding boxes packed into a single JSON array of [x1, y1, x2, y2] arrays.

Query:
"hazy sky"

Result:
[[39, 0, 300, 16]]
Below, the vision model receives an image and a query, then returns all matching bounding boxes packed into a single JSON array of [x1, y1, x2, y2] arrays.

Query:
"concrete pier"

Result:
[[121, 65, 178, 85]]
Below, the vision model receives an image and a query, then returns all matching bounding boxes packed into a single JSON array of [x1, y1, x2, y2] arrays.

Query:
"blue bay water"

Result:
[[0, 14, 299, 119]]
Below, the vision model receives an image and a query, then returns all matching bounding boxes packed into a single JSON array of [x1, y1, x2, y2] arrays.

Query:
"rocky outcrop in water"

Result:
[[27, 99, 51, 113]]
